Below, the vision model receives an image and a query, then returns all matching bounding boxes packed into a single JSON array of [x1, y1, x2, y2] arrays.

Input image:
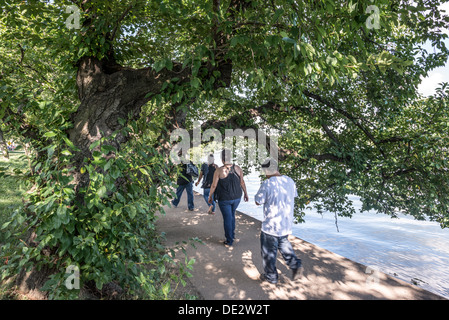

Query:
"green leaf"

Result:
[[101, 145, 117, 154], [62, 136, 80, 151], [165, 59, 173, 71], [1, 221, 12, 230], [116, 192, 126, 203], [282, 37, 296, 44], [97, 186, 107, 198], [272, 8, 284, 23], [110, 166, 121, 179], [44, 131, 57, 138], [47, 145, 56, 158], [190, 77, 201, 89], [154, 60, 165, 72], [127, 206, 137, 218], [139, 167, 149, 176], [89, 140, 101, 150], [61, 150, 72, 156], [230, 36, 240, 47]]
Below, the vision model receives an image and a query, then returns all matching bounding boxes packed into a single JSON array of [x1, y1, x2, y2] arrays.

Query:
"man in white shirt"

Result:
[[255, 158, 302, 284]]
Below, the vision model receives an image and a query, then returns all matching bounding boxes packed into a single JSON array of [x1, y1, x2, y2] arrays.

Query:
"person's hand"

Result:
[[244, 193, 249, 202], [208, 196, 213, 204], [195, 181, 199, 186]]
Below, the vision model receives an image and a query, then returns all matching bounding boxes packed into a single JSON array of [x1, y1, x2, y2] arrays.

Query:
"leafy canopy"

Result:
[[1, 0, 449, 299]]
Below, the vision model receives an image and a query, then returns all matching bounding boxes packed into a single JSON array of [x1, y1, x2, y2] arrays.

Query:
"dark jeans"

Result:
[[260, 231, 302, 283], [172, 182, 194, 210], [217, 198, 241, 245]]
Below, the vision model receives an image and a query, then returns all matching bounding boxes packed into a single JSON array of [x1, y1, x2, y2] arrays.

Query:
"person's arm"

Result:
[[254, 182, 266, 206], [208, 169, 220, 203], [236, 165, 249, 202], [195, 171, 203, 186]]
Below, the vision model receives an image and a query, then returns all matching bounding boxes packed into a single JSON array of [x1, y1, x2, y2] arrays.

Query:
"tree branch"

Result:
[[109, 3, 134, 42], [199, 104, 348, 164], [302, 89, 384, 156]]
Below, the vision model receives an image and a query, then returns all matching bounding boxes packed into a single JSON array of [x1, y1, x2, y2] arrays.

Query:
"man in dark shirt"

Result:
[[172, 162, 195, 211], [195, 154, 217, 214]]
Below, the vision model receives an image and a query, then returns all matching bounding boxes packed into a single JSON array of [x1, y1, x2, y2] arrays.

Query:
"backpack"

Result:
[[186, 163, 199, 177]]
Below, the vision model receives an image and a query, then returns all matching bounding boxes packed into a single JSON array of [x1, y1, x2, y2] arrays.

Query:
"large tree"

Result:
[[1, 0, 448, 299]]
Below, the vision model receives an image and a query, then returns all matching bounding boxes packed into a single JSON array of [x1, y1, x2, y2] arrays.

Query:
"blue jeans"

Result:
[[218, 198, 241, 245], [172, 182, 194, 210], [202, 188, 216, 212], [260, 231, 302, 283]]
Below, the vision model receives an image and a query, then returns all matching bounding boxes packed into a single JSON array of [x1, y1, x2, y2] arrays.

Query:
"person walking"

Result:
[[208, 149, 249, 247], [195, 154, 218, 214], [255, 158, 302, 284], [171, 161, 196, 211]]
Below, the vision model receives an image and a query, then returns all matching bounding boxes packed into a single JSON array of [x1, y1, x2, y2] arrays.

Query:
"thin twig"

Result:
[[334, 212, 340, 232]]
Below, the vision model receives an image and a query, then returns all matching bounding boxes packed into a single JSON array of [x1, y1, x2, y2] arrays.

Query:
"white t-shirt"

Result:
[[254, 175, 298, 237]]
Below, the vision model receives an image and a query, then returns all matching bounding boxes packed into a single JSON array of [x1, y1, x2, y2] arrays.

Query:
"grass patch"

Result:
[[0, 151, 28, 299], [0, 151, 28, 243]]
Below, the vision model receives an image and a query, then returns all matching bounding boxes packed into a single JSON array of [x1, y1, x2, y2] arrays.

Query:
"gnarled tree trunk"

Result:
[[14, 53, 233, 299], [0, 128, 9, 159]]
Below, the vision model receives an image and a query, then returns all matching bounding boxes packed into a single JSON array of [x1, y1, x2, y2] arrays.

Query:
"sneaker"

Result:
[[223, 241, 233, 247], [189, 208, 199, 212], [259, 273, 278, 285], [291, 266, 304, 281]]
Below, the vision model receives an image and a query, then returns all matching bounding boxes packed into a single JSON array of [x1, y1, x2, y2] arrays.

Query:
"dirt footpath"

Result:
[[157, 192, 445, 300]]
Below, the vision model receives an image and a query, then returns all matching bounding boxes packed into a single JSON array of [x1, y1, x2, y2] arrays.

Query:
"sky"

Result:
[[418, 40, 449, 96], [417, 2, 449, 96]]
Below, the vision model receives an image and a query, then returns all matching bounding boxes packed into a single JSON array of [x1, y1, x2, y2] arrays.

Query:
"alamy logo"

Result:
[[170, 121, 279, 170], [65, 5, 80, 30], [65, 265, 80, 290], [366, 2, 380, 30], [365, 265, 380, 286]]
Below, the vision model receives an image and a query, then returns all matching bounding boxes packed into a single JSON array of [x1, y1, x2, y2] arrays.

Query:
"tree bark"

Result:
[[0, 128, 9, 159], [68, 57, 189, 157]]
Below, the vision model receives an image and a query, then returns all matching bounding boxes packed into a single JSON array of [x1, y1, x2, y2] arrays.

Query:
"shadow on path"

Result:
[[157, 191, 445, 300]]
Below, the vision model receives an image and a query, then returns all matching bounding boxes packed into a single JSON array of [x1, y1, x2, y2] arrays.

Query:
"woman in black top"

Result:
[[208, 149, 249, 247]]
